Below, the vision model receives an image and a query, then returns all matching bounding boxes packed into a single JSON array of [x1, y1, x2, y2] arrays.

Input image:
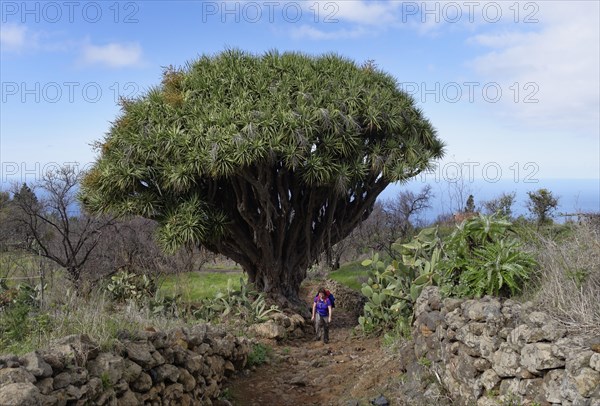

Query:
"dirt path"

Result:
[[222, 293, 405, 406]]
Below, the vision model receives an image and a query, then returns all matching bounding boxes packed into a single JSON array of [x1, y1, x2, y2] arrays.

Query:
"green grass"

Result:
[[329, 260, 367, 291], [159, 271, 245, 302], [203, 262, 243, 271]]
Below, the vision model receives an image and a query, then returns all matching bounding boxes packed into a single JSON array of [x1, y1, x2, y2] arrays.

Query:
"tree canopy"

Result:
[[81, 50, 444, 306], [527, 188, 559, 226]]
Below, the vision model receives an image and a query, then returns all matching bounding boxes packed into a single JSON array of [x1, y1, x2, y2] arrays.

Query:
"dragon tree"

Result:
[[81, 50, 444, 308]]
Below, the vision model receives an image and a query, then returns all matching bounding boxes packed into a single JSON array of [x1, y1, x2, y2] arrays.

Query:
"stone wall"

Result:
[[0, 324, 250, 405], [413, 286, 600, 406]]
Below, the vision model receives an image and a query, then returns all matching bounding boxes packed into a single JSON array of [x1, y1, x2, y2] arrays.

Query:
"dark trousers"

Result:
[[314, 313, 329, 342]]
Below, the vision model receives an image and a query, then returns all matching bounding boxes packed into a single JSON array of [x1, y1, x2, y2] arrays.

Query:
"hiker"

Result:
[[311, 287, 333, 343]]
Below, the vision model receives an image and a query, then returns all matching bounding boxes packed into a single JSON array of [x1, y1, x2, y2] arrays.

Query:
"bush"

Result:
[[441, 214, 537, 298], [358, 254, 411, 334], [0, 282, 52, 354], [247, 343, 271, 367], [105, 271, 157, 304], [455, 239, 537, 297], [358, 215, 538, 335], [192, 278, 281, 324]]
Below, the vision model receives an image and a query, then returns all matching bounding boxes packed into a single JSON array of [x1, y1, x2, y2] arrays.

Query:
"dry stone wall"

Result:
[[0, 324, 250, 405], [412, 286, 600, 406]]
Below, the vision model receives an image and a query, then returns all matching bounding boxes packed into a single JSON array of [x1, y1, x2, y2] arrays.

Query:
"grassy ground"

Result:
[[159, 271, 245, 301], [329, 261, 366, 291], [159, 258, 367, 302]]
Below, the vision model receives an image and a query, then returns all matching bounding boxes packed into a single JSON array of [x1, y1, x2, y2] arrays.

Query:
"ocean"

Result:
[[379, 178, 600, 223]]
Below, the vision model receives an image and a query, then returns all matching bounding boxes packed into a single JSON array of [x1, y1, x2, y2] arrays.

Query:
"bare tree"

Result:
[[86, 217, 216, 283], [352, 185, 434, 258], [386, 184, 434, 236], [10, 166, 113, 287], [483, 192, 516, 218]]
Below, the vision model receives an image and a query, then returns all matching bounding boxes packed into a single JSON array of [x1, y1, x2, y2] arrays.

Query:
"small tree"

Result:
[[464, 194, 476, 213], [527, 188, 559, 226], [10, 167, 113, 286], [81, 50, 444, 306], [483, 192, 516, 219]]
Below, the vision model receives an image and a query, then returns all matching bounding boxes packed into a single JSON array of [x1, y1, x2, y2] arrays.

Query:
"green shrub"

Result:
[[359, 254, 416, 334], [192, 278, 281, 324], [106, 271, 157, 304], [0, 282, 53, 354], [442, 214, 537, 298], [358, 215, 537, 335], [456, 239, 537, 297], [247, 343, 271, 367]]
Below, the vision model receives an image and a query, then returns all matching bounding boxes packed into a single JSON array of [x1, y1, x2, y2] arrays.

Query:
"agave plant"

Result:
[[457, 239, 537, 297]]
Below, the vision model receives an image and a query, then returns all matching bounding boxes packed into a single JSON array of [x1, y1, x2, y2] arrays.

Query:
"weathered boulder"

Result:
[[20, 351, 53, 378], [131, 372, 153, 392], [35, 377, 54, 395], [177, 367, 196, 392], [570, 367, 600, 398], [152, 364, 180, 383], [87, 352, 124, 385], [463, 298, 502, 322], [0, 354, 20, 369], [492, 344, 520, 377], [248, 320, 287, 340], [121, 358, 142, 383], [117, 389, 139, 406], [591, 353, 600, 372], [479, 369, 500, 391], [521, 343, 565, 373], [0, 367, 36, 386], [0, 382, 45, 405], [123, 341, 157, 368]]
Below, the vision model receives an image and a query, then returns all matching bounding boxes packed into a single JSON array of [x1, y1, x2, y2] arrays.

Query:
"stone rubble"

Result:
[[0, 325, 250, 405], [413, 286, 600, 405]]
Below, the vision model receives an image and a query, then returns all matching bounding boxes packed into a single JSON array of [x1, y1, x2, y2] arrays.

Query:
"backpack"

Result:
[[315, 290, 335, 308]]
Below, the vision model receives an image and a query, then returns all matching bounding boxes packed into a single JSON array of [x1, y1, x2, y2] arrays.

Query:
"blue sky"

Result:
[[1, 0, 599, 193]]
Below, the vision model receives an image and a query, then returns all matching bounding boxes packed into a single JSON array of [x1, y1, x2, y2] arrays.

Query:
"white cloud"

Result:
[[290, 25, 370, 40], [80, 42, 143, 68], [288, 1, 401, 40], [316, 0, 401, 26], [468, 2, 600, 133], [0, 23, 33, 52]]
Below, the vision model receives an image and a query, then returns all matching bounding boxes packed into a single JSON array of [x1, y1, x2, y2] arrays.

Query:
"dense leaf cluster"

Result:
[[82, 50, 443, 252], [81, 50, 444, 302]]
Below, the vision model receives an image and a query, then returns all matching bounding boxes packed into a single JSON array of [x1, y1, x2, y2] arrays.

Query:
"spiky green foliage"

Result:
[[81, 50, 444, 304]]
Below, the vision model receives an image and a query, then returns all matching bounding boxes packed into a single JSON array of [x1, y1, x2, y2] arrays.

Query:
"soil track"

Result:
[[222, 287, 405, 406]]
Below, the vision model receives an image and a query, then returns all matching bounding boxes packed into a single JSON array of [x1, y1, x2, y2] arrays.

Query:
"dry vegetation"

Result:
[[531, 223, 600, 337]]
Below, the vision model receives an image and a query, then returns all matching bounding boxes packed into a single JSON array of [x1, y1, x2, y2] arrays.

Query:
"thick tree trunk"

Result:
[[202, 166, 389, 310], [240, 255, 310, 313]]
